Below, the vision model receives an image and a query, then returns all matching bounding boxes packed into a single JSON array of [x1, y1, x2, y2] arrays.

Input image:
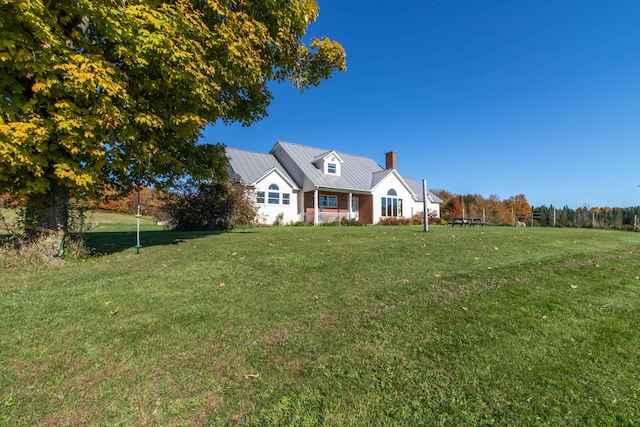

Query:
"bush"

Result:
[[339, 217, 365, 226], [160, 180, 258, 231], [272, 213, 285, 226], [377, 216, 412, 226], [318, 217, 365, 227], [376, 211, 438, 226]]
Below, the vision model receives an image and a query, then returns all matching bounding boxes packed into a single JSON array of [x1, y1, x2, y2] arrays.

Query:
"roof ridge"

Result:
[[226, 147, 274, 155]]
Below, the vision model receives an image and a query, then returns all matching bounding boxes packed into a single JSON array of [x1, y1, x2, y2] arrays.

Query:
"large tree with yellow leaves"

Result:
[[0, 0, 345, 252]]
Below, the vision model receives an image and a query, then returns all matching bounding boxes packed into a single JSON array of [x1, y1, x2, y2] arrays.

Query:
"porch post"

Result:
[[348, 193, 353, 220], [314, 187, 319, 226]]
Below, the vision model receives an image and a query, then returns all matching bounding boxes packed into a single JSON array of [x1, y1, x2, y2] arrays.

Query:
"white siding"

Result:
[[427, 198, 441, 218], [254, 171, 300, 225], [372, 173, 417, 223]]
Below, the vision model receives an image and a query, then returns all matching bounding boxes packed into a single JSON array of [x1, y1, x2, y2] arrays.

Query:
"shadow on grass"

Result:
[[85, 229, 240, 255]]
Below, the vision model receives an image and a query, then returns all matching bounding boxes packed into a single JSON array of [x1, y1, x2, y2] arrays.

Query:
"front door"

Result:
[[352, 196, 359, 220]]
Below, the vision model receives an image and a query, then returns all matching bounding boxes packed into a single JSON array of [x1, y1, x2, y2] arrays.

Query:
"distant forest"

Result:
[[433, 190, 640, 231]]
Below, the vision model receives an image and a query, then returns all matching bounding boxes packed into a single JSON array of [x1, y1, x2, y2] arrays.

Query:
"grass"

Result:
[[1, 222, 639, 425]]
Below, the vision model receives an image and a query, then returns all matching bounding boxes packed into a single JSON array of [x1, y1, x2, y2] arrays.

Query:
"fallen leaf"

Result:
[[105, 301, 111, 306], [571, 285, 578, 289], [110, 309, 118, 316], [219, 283, 225, 288], [462, 307, 469, 311], [340, 255, 346, 259], [494, 247, 499, 250], [244, 373, 260, 380], [400, 278, 409, 283], [434, 273, 441, 277], [541, 315, 547, 319], [232, 252, 237, 256], [239, 256, 245, 260], [595, 264, 600, 268]]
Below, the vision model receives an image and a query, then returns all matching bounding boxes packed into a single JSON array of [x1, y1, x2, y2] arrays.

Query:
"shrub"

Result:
[[272, 212, 285, 226], [376, 211, 439, 226], [339, 217, 365, 226], [160, 180, 258, 231], [377, 216, 412, 226]]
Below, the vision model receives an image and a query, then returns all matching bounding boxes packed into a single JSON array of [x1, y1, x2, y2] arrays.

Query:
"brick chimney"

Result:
[[385, 151, 397, 170]]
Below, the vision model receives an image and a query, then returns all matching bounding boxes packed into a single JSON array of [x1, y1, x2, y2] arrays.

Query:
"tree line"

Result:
[[434, 190, 640, 231]]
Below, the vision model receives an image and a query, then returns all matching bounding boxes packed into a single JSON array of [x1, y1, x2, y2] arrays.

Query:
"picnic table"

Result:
[[448, 217, 487, 227]]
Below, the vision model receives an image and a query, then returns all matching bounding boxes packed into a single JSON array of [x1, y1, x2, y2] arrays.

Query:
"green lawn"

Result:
[[1, 224, 639, 425]]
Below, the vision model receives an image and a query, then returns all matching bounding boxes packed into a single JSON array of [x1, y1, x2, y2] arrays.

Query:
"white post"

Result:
[[135, 183, 142, 253], [348, 193, 353, 220], [314, 187, 319, 226], [422, 179, 428, 232]]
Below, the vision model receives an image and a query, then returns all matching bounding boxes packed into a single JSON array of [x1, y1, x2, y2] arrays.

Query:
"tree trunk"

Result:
[[25, 177, 69, 258]]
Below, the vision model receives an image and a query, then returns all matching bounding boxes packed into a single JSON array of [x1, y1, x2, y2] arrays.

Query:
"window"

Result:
[[267, 184, 280, 204], [327, 163, 337, 174], [319, 195, 338, 208], [381, 189, 403, 217], [262, 183, 290, 205]]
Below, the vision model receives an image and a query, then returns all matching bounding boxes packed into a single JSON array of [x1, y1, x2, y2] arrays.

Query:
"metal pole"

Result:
[[135, 176, 142, 254], [422, 179, 428, 232]]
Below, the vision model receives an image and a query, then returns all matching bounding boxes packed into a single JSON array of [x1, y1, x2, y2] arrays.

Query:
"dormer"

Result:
[[312, 150, 344, 176]]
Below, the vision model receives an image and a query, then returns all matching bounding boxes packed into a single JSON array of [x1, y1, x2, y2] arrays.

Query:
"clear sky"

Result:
[[200, 1, 640, 208]]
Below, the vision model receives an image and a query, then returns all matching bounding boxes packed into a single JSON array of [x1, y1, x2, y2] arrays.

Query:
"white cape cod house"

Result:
[[226, 141, 442, 225]]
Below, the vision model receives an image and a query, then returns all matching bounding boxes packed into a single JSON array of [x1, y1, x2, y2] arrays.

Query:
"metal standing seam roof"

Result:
[[404, 177, 444, 203], [272, 141, 385, 192], [227, 142, 443, 204], [225, 147, 298, 188]]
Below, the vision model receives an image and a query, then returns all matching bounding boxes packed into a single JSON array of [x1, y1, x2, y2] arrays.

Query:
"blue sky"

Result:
[[200, 1, 640, 208]]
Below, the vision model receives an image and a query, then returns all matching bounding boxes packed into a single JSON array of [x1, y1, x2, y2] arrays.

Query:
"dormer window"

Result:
[[312, 150, 344, 176]]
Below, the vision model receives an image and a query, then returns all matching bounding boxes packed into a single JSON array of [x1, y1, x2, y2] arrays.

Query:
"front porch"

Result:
[[303, 190, 373, 225]]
